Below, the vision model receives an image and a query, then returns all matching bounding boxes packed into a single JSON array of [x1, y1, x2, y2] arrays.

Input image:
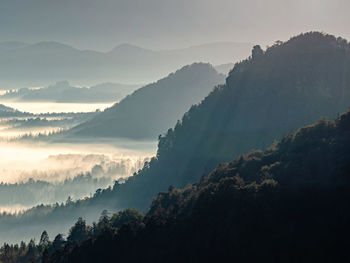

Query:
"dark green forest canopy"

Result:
[[5, 104, 350, 263], [88, 31, 350, 211], [2, 32, 350, 247]]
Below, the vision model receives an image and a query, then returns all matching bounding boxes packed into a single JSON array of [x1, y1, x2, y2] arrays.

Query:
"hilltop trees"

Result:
[[85, 32, 350, 213], [2, 33, 350, 262], [1, 96, 350, 262], [251, 45, 263, 59], [6, 107, 349, 263], [67, 218, 90, 244]]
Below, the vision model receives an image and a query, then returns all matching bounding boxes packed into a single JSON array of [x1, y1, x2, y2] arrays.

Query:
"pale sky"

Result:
[[0, 0, 349, 51]]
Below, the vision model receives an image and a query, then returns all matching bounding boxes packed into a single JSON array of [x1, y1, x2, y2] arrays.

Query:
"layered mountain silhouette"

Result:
[[94, 32, 350, 210], [0, 103, 31, 118], [0, 81, 140, 103], [2, 32, 350, 244], [66, 63, 225, 139], [40, 107, 350, 263], [0, 41, 251, 88]]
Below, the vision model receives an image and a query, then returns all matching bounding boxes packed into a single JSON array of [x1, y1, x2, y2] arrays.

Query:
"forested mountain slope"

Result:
[[2, 32, 350, 243], [68, 63, 224, 139], [87, 32, 350, 210], [5, 104, 350, 263]]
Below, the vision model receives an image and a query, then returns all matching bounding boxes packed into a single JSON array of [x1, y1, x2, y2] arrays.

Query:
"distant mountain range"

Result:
[[75, 31, 350, 213], [0, 81, 140, 103], [2, 33, 350, 245], [0, 41, 252, 89], [66, 63, 225, 139]]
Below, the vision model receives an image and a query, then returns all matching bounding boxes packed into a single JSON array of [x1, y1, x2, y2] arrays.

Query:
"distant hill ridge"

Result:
[[2, 32, 350, 244], [82, 32, 350, 211], [66, 63, 225, 139], [0, 81, 140, 103], [0, 41, 252, 88]]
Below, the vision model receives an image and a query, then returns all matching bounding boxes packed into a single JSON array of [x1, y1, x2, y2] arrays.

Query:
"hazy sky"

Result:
[[0, 0, 349, 51]]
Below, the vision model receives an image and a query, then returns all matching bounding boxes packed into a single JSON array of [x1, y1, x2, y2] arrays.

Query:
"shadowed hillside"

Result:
[[87, 32, 350, 210], [67, 63, 225, 139], [4, 101, 350, 263], [2, 32, 350, 244]]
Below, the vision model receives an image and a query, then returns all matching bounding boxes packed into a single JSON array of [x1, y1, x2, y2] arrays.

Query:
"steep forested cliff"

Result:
[[89, 32, 350, 211], [6, 104, 350, 263], [2, 32, 350, 246]]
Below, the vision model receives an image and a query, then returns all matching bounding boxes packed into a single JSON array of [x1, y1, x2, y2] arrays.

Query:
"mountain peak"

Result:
[[169, 63, 218, 79], [69, 62, 224, 139], [109, 43, 153, 54], [287, 31, 349, 47]]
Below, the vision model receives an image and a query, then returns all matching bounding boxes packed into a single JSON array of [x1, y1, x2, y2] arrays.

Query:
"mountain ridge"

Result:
[[77, 31, 350, 211], [66, 63, 225, 139], [5, 98, 350, 263], [0, 81, 141, 103], [1, 32, 350, 245], [0, 41, 252, 88]]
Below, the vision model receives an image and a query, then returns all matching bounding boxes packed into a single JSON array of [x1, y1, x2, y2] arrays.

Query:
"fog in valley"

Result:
[[0, 102, 112, 114], [1, 1, 350, 261], [0, 60, 226, 244], [0, 104, 156, 216]]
